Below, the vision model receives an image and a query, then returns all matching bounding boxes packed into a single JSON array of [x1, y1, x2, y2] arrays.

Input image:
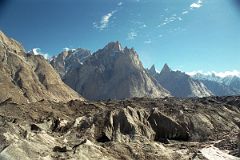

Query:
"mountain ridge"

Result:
[[60, 41, 171, 100], [0, 31, 84, 103], [191, 73, 240, 96], [148, 64, 213, 97]]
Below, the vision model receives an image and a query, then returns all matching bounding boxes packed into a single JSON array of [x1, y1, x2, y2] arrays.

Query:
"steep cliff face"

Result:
[[0, 31, 83, 103], [63, 42, 170, 100], [50, 48, 91, 77], [149, 64, 212, 97]]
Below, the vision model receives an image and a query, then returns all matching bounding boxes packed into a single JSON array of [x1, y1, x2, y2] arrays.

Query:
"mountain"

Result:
[[62, 42, 170, 100], [196, 79, 237, 96], [148, 64, 212, 97], [0, 31, 83, 103], [50, 48, 91, 77], [222, 76, 240, 93], [191, 73, 240, 96]]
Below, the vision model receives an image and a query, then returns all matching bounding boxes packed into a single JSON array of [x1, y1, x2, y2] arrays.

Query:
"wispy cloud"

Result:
[[127, 31, 137, 40], [157, 0, 204, 28], [158, 14, 181, 27], [93, 10, 117, 30], [144, 39, 152, 44], [182, 11, 189, 15], [118, 2, 123, 6], [31, 48, 49, 59], [190, 0, 203, 9]]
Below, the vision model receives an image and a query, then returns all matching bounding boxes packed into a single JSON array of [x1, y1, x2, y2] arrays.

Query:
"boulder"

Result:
[[148, 109, 190, 142]]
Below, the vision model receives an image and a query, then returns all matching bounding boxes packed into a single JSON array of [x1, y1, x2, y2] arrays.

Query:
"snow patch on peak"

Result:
[[187, 70, 240, 78]]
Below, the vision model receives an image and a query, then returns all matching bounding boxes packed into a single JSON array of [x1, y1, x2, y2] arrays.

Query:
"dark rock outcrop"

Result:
[[148, 109, 189, 142]]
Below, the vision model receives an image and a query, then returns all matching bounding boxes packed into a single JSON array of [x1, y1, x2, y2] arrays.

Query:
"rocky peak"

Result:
[[0, 30, 25, 55], [149, 65, 157, 75], [160, 63, 171, 76], [0, 31, 83, 103], [149, 64, 212, 98], [50, 48, 91, 77], [103, 41, 123, 52], [70, 48, 91, 59], [63, 42, 170, 100]]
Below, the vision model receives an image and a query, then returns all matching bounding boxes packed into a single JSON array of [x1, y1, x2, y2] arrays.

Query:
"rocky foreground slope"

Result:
[[0, 96, 239, 160], [0, 31, 83, 103]]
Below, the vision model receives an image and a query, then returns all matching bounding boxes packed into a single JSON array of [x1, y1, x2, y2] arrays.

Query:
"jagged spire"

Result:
[[161, 63, 171, 74], [104, 41, 122, 51], [149, 65, 157, 74]]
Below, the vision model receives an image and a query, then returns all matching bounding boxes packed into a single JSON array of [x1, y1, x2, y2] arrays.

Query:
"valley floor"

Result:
[[0, 96, 240, 160]]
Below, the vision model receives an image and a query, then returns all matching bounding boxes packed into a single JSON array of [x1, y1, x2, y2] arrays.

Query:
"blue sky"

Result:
[[0, 0, 240, 74]]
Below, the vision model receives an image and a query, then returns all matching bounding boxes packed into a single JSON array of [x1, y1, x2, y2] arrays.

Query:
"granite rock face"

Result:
[[50, 48, 91, 78], [0, 31, 83, 103], [63, 42, 170, 100]]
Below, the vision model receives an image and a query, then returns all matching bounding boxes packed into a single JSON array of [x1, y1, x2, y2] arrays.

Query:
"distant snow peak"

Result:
[[63, 48, 70, 51], [187, 70, 240, 78]]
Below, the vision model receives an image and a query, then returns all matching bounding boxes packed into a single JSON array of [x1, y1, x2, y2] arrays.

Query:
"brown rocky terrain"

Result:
[[0, 31, 83, 103], [0, 96, 239, 159]]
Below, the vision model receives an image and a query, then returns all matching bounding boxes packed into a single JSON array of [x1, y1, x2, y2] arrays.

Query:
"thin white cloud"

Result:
[[190, 3, 202, 8], [31, 48, 49, 59], [190, 0, 203, 9], [182, 11, 189, 15], [158, 14, 179, 27], [187, 70, 240, 78], [127, 31, 137, 40], [144, 39, 152, 44], [93, 10, 117, 30], [178, 17, 183, 21], [140, 24, 147, 28], [118, 2, 123, 6]]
